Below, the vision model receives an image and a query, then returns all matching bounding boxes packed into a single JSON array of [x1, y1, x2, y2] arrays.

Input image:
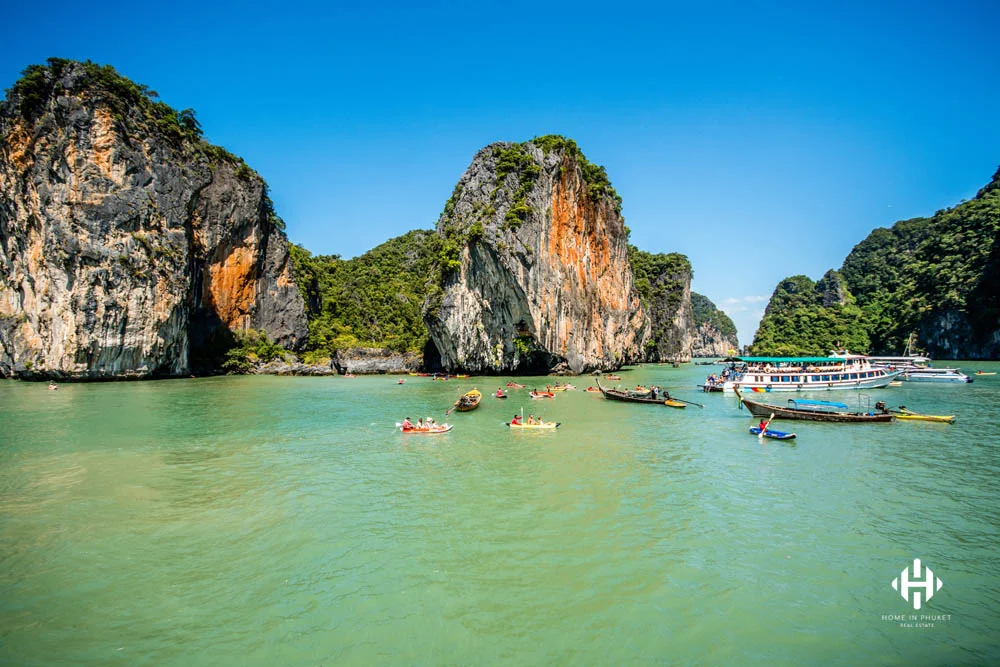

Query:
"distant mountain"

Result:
[[752, 166, 1000, 358], [690, 293, 738, 357]]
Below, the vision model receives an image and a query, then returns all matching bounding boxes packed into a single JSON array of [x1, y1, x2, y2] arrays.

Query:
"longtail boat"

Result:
[[596, 380, 681, 406], [735, 388, 894, 423], [454, 389, 482, 412]]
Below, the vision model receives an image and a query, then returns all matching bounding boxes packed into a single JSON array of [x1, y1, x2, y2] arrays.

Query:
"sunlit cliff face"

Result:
[[424, 142, 648, 373], [0, 63, 306, 378]]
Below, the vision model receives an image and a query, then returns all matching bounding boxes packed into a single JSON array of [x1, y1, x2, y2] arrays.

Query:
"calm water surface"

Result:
[[1, 364, 999, 665]]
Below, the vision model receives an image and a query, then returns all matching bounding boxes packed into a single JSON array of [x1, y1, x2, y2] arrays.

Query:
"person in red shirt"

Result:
[[511, 414, 522, 425]]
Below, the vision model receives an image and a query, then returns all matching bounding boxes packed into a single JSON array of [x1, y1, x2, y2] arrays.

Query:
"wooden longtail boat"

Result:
[[735, 388, 894, 423], [596, 380, 681, 406], [454, 389, 482, 412]]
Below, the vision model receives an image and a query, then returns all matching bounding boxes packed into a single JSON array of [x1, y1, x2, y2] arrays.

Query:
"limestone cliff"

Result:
[[628, 246, 694, 362], [690, 293, 738, 357], [423, 136, 647, 373], [0, 59, 307, 379]]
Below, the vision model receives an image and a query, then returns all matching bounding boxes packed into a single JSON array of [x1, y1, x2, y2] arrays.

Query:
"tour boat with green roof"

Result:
[[703, 353, 901, 393]]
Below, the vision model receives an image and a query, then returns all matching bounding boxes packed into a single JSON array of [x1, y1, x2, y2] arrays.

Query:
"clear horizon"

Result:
[[2, 0, 998, 344]]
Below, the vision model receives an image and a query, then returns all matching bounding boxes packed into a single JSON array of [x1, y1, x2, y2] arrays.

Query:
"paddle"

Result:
[[445, 393, 462, 416], [670, 396, 706, 409]]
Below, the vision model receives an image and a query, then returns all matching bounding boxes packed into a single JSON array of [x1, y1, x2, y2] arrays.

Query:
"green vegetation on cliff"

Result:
[[532, 135, 623, 214], [628, 246, 691, 353], [290, 230, 438, 354], [751, 271, 870, 356], [838, 167, 1000, 354], [691, 293, 737, 342], [629, 246, 690, 312], [752, 166, 1000, 358], [4, 59, 266, 183]]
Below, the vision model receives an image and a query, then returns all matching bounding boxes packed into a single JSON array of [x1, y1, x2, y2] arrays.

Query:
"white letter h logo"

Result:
[[892, 558, 943, 610]]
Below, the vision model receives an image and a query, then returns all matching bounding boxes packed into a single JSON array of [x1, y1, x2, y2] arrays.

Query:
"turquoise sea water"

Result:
[[1, 363, 999, 665]]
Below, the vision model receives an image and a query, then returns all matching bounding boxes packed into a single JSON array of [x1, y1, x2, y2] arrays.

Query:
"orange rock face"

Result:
[[204, 245, 258, 331], [424, 140, 648, 373]]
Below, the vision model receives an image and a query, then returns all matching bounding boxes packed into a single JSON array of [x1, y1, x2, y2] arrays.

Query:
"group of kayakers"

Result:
[[400, 416, 438, 429], [510, 413, 544, 425]]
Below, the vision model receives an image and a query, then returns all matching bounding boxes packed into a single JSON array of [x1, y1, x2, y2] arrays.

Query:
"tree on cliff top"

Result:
[[751, 271, 870, 356], [3, 58, 253, 172]]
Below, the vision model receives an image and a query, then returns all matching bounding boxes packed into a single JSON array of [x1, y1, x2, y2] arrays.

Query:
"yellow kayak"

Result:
[[508, 421, 560, 429], [894, 411, 956, 424], [664, 400, 687, 409]]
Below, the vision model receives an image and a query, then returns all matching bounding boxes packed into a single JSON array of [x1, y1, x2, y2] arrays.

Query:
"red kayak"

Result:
[[530, 391, 555, 399], [495, 391, 508, 398], [506, 382, 526, 389], [400, 424, 453, 434]]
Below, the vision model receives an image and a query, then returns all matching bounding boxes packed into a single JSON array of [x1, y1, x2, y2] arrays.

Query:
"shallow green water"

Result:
[[1, 363, 999, 665]]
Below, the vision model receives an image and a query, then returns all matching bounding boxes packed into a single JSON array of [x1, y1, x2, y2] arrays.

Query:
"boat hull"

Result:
[[596, 380, 677, 406], [508, 422, 560, 430], [749, 426, 796, 440], [894, 413, 956, 423], [738, 392, 894, 423], [902, 372, 971, 383], [401, 425, 454, 434]]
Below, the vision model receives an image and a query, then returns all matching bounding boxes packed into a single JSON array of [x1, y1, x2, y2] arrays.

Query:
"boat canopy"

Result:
[[726, 356, 846, 364], [788, 399, 849, 409]]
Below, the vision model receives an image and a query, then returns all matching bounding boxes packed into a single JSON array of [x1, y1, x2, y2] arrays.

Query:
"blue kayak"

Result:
[[749, 426, 796, 440]]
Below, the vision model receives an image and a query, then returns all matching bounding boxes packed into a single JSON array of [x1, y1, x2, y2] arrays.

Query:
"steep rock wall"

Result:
[[0, 60, 306, 379], [690, 293, 739, 357], [629, 247, 694, 362], [424, 138, 647, 373]]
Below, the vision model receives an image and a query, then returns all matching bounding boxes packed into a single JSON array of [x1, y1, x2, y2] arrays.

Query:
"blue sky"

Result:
[[2, 0, 998, 343]]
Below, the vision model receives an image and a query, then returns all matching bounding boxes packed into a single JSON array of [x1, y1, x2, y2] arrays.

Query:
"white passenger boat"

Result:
[[703, 354, 901, 393], [901, 367, 972, 383], [867, 354, 932, 372]]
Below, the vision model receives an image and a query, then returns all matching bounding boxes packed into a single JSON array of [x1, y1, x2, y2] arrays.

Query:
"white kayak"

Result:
[[507, 421, 560, 429]]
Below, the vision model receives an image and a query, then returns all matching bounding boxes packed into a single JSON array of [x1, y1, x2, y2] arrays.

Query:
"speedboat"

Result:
[[901, 368, 971, 383]]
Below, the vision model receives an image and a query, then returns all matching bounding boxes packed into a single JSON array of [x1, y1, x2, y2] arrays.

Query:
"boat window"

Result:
[[850, 373, 857, 380], [811, 375, 820, 382], [781, 376, 789, 382], [792, 376, 800, 382], [822, 375, 830, 382]]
